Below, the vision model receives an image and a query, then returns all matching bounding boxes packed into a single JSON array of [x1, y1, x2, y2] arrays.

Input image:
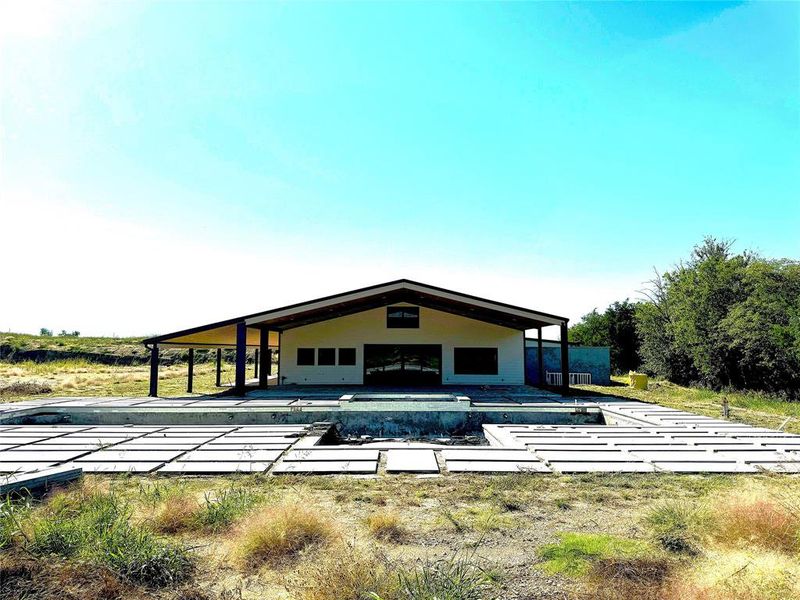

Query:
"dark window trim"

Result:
[[453, 347, 498, 375], [387, 306, 420, 329]]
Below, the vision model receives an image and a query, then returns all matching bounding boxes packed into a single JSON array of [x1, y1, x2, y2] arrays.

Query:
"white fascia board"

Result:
[[244, 281, 565, 327], [244, 282, 407, 326]]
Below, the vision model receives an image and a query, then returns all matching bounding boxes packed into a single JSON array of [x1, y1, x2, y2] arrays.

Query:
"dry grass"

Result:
[[365, 510, 406, 542], [0, 379, 52, 396], [152, 496, 202, 535], [231, 502, 335, 568], [0, 556, 138, 600], [584, 556, 674, 600], [664, 549, 800, 600], [288, 541, 398, 600], [710, 490, 800, 553]]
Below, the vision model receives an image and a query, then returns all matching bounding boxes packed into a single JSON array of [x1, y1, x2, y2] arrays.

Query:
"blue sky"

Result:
[[1, 1, 798, 336]]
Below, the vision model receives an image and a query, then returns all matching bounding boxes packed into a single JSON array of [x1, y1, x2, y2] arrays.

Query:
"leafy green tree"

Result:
[[570, 301, 640, 374], [637, 237, 800, 395], [39, 328, 52, 336]]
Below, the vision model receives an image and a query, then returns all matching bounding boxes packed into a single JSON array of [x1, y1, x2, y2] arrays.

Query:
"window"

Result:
[[387, 306, 419, 328], [454, 347, 498, 375], [338, 348, 356, 366], [318, 348, 335, 366], [297, 348, 315, 366]]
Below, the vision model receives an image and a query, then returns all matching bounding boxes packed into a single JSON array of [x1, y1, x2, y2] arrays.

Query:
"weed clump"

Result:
[[151, 485, 262, 534], [396, 553, 500, 600], [365, 510, 406, 542], [290, 541, 398, 600], [27, 489, 191, 587], [644, 501, 705, 554], [233, 502, 334, 567], [586, 557, 674, 600], [153, 495, 201, 534], [196, 486, 262, 531]]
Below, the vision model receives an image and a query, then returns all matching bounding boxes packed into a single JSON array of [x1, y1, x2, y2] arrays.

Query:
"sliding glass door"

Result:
[[364, 344, 442, 385]]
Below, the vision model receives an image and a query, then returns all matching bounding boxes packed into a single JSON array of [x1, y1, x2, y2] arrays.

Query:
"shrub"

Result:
[[366, 510, 405, 542], [233, 502, 334, 567], [644, 501, 705, 554], [396, 553, 500, 600], [538, 533, 649, 577], [291, 541, 398, 600]]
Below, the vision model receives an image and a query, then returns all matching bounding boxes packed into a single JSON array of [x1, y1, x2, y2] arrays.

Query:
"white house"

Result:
[[143, 279, 570, 394]]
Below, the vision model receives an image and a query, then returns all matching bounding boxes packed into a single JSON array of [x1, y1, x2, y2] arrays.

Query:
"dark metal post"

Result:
[[560, 322, 569, 394], [537, 327, 544, 386], [215, 348, 222, 386], [186, 348, 194, 393], [148, 344, 159, 397], [254, 349, 259, 378], [259, 330, 270, 388], [235, 322, 247, 395]]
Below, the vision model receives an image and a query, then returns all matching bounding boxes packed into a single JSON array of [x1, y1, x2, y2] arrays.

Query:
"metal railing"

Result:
[[545, 372, 592, 386]]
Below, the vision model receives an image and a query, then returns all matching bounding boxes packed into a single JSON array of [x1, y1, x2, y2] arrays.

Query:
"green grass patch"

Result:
[[196, 485, 263, 531], [538, 532, 650, 577], [27, 490, 191, 587]]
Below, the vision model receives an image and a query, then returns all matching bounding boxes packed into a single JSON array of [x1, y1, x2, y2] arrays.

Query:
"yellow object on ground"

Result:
[[629, 372, 648, 390]]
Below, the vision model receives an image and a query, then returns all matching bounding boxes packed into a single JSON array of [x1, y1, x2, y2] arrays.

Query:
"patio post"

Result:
[[187, 348, 194, 393], [259, 329, 271, 388], [537, 327, 544, 386], [234, 321, 247, 395], [560, 321, 569, 394], [215, 348, 222, 386], [148, 344, 159, 397], [254, 349, 259, 378]]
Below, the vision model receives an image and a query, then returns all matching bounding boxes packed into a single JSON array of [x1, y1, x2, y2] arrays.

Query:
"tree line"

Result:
[[569, 237, 800, 397]]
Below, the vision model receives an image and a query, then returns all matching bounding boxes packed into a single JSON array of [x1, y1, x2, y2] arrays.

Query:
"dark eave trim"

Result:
[[143, 278, 569, 346]]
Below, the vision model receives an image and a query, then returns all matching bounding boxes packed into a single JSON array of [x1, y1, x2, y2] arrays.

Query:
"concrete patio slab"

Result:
[[159, 462, 273, 473], [284, 449, 380, 461], [386, 449, 439, 473], [446, 461, 550, 473], [272, 461, 378, 474], [179, 449, 284, 462], [0, 462, 57, 473], [550, 462, 655, 473], [74, 462, 164, 473]]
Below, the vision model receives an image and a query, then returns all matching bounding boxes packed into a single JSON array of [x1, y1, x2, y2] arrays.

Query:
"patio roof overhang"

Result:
[[142, 279, 568, 348]]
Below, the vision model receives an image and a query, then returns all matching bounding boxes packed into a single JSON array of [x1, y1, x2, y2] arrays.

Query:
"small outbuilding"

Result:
[[143, 279, 572, 394]]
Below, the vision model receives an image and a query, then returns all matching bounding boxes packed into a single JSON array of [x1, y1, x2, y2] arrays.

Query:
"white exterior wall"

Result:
[[279, 305, 525, 385]]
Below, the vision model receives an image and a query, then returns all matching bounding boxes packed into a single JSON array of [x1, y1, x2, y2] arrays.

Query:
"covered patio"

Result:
[[142, 279, 572, 396]]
